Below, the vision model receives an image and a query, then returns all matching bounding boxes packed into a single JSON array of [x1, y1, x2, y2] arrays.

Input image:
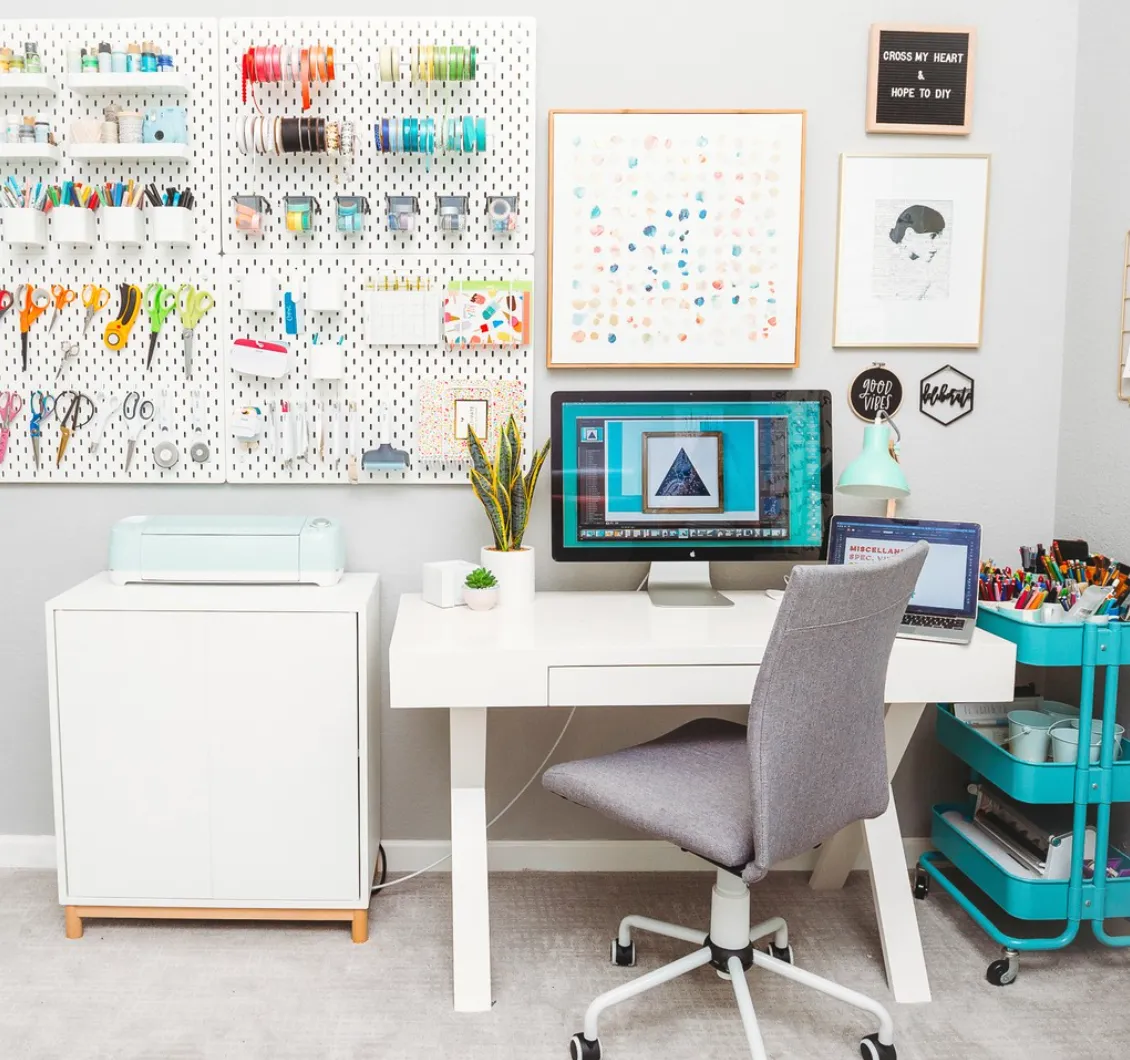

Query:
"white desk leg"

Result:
[[450, 708, 492, 1013], [809, 702, 927, 890], [861, 785, 932, 1004]]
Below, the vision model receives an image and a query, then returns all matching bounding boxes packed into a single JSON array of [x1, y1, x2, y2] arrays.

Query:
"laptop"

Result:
[[827, 516, 982, 644]]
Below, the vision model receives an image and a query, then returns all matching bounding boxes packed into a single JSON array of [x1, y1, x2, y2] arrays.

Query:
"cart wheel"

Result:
[[986, 952, 1018, 987], [913, 870, 929, 901]]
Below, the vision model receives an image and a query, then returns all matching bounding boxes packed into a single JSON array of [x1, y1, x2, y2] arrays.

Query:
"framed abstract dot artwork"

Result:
[[547, 109, 806, 369]]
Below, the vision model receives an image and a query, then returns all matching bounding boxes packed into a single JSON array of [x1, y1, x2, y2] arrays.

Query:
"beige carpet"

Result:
[[0, 868, 1124, 1059]]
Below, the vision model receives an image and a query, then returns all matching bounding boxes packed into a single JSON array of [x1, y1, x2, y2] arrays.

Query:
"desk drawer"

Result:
[[548, 665, 757, 707]]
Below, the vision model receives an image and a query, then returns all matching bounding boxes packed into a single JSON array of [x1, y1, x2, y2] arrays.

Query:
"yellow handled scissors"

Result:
[[81, 283, 111, 335], [177, 284, 215, 380]]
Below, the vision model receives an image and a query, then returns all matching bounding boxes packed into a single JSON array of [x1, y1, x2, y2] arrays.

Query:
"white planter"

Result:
[[102, 205, 144, 245], [4, 210, 47, 247], [462, 587, 498, 612], [51, 204, 95, 246], [151, 206, 192, 246], [480, 546, 535, 609]]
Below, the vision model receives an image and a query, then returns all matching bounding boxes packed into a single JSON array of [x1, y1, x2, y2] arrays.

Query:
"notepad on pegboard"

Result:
[[367, 287, 441, 346]]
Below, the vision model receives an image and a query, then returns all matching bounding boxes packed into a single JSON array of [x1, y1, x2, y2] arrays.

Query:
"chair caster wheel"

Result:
[[913, 870, 929, 901], [569, 1033, 602, 1060], [986, 954, 1018, 987], [860, 1032, 896, 1060], [610, 939, 636, 967], [765, 943, 794, 965]]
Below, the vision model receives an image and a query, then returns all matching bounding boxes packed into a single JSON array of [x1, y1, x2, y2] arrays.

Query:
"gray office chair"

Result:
[[543, 542, 929, 1060]]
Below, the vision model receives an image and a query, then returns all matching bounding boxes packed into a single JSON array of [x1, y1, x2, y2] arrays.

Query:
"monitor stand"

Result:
[[647, 562, 734, 608]]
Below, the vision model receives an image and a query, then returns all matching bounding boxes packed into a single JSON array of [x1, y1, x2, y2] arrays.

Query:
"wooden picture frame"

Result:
[[867, 24, 976, 135], [641, 431, 725, 514], [547, 109, 806, 369], [833, 153, 990, 349]]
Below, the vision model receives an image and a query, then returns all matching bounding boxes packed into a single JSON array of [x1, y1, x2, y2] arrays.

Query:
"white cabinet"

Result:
[[46, 574, 380, 942]]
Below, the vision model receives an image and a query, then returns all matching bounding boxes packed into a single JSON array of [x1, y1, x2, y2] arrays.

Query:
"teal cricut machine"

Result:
[[108, 515, 345, 586]]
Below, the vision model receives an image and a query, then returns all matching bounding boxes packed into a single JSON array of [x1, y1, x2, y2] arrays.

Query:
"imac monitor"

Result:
[[551, 390, 833, 607]]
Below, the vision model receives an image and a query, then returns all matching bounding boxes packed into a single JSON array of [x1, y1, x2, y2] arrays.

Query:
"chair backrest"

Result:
[[744, 541, 929, 878]]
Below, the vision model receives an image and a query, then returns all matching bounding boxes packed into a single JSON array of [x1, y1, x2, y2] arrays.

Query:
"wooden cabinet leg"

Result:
[[351, 909, 369, 944], [64, 907, 83, 939]]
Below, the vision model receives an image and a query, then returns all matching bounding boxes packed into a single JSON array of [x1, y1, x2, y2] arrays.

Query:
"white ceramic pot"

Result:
[[463, 586, 498, 612], [480, 546, 535, 609]]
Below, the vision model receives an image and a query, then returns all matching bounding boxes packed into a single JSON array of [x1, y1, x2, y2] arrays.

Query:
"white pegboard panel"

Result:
[[0, 18, 224, 482], [223, 253, 533, 483], [218, 17, 534, 257]]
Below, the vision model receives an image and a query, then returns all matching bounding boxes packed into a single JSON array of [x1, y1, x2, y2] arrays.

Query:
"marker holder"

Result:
[[51, 204, 95, 247], [151, 205, 192, 246], [2, 209, 47, 247], [102, 205, 144, 246]]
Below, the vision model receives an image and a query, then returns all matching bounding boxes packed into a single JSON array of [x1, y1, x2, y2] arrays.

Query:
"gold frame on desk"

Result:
[[1118, 232, 1130, 403], [546, 108, 806, 370], [832, 153, 991, 349]]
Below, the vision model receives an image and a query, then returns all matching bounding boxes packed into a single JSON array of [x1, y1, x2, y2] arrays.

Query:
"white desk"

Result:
[[389, 591, 1016, 1012]]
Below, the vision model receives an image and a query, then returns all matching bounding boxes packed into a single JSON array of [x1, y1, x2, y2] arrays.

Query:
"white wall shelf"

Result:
[[0, 73, 57, 94], [65, 142, 191, 162], [66, 72, 189, 94], [0, 142, 61, 162]]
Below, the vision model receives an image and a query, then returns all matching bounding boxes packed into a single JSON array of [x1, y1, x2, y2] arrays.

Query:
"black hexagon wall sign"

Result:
[[919, 365, 974, 426]]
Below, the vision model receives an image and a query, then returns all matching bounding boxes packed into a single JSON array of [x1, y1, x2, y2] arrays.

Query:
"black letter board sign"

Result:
[[867, 24, 976, 135]]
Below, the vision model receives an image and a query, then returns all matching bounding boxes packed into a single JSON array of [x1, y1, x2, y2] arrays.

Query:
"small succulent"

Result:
[[464, 567, 499, 590]]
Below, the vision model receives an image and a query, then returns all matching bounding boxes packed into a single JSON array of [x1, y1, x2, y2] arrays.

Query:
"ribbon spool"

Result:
[[241, 43, 336, 113], [403, 42, 477, 82], [236, 114, 350, 156]]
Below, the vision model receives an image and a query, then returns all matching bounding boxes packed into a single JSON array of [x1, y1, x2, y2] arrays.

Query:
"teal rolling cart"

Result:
[[918, 607, 1130, 985]]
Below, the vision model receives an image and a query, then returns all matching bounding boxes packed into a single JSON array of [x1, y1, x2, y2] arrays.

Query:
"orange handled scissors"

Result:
[[47, 284, 77, 333], [17, 284, 50, 372]]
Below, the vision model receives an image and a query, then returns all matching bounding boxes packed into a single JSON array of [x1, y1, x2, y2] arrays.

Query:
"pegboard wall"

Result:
[[226, 254, 533, 483], [0, 16, 536, 485], [0, 18, 224, 482], [219, 17, 535, 257]]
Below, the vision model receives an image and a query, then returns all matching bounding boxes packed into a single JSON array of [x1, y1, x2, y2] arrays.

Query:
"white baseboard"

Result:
[[0, 835, 56, 869], [0, 835, 932, 874]]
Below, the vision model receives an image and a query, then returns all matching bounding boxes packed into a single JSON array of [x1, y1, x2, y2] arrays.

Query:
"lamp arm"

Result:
[[874, 409, 901, 446]]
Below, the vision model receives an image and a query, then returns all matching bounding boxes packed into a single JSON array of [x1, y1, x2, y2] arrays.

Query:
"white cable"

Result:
[[372, 706, 577, 892], [635, 572, 648, 592]]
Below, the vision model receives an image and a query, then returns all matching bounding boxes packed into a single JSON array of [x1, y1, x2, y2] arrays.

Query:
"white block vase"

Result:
[[480, 546, 535, 609]]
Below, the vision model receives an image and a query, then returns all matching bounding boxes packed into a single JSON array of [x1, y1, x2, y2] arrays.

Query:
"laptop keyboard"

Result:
[[902, 613, 966, 631]]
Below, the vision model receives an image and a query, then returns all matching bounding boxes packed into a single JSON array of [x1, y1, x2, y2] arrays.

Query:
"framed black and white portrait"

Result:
[[642, 431, 724, 514], [834, 154, 990, 347]]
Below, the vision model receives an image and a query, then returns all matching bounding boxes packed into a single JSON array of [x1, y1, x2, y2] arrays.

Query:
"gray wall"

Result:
[[1, 1, 1081, 842]]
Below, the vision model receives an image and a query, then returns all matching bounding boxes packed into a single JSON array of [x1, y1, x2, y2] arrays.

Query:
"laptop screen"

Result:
[[827, 516, 982, 618]]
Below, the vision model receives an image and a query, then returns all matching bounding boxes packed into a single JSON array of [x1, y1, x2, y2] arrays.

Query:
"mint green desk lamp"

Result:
[[837, 411, 909, 518]]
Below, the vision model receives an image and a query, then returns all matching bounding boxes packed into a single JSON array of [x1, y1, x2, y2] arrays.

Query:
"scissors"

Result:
[[17, 284, 51, 372], [122, 390, 155, 472], [28, 390, 55, 470], [54, 390, 95, 468], [143, 283, 178, 371], [81, 284, 111, 335], [177, 284, 215, 380], [55, 341, 80, 380], [48, 284, 77, 333], [103, 283, 143, 352], [0, 287, 14, 326], [0, 390, 23, 465]]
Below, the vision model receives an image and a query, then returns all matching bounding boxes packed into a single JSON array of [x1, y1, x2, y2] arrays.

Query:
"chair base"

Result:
[[569, 869, 896, 1060]]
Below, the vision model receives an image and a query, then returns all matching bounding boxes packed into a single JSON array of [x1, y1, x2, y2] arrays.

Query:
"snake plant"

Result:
[[467, 415, 551, 552]]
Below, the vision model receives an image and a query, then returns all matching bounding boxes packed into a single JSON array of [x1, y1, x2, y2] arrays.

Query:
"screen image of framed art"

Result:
[[642, 431, 725, 514], [547, 109, 806, 369], [833, 154, 990, 348]]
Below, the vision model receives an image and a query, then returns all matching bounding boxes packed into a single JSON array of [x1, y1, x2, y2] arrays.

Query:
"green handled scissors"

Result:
[[176, 284, 215, 381], [144, 283, 178, 371]]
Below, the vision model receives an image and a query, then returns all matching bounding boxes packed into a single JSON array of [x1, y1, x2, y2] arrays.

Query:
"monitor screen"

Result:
[[551, 390, 832, 563], [827, 516, 981, 618]]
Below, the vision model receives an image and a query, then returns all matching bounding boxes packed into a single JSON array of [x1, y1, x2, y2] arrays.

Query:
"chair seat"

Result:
[[543, 717, 755, 871]]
